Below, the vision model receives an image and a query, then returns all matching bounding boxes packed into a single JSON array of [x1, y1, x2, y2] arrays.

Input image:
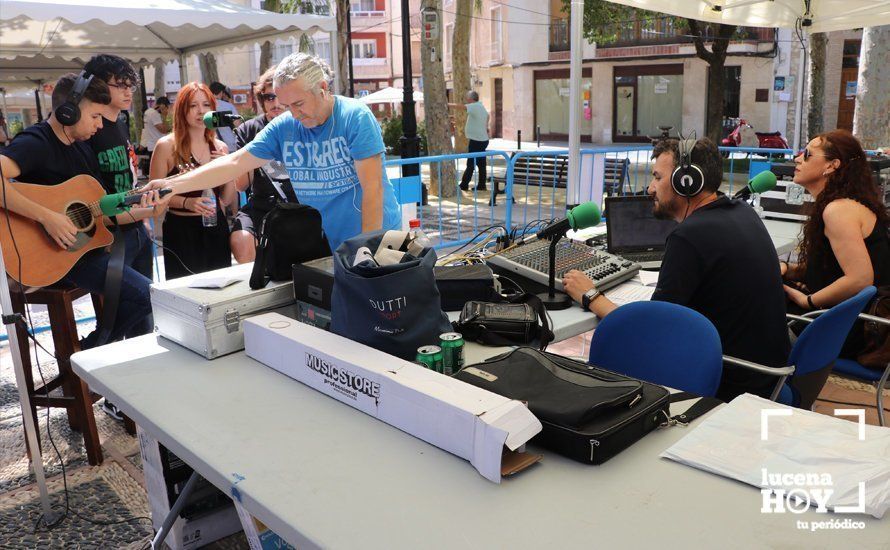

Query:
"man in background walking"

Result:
[[450, 91, 489, 194]]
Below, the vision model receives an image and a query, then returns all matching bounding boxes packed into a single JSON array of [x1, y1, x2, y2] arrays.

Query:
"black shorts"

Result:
[[231, 206, 271, 237]]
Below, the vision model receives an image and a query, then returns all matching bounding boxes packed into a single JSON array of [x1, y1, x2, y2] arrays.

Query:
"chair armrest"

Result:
[[859, 313, 890, 326], [723, 355, 795, 376], [786, 308, 829, 325], [723, 355, 795, 402]]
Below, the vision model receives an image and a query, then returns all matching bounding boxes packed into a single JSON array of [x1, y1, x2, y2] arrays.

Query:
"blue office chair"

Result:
[[587, 301, 723, 397], [726, 286, 877, 409], [832, 310, 890, 427]]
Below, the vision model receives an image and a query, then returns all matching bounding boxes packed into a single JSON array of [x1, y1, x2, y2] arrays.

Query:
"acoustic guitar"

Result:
[[0, 172, 181, 288]]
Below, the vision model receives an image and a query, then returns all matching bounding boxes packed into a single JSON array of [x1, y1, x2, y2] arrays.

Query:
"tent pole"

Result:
[[178, 54, 188, 89], [0, 258, 56, 522], [567, 0, 583, 206], [1, 89, 9, 137], [331, 29, 341, 94], [793, 31, 808, 151]]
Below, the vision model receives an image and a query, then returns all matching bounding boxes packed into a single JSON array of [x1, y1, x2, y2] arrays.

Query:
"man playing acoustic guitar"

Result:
[[0, 73, 155, 358]]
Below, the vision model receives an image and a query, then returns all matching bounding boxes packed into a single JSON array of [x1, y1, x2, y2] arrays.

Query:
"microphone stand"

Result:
[[538, 233, 573, 310]]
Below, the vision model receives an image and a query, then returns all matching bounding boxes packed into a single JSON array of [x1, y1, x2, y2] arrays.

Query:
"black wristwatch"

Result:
[[581, 288, 601, 311]]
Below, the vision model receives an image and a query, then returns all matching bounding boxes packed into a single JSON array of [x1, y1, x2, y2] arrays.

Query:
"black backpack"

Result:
[[249, 203, 330, 289]]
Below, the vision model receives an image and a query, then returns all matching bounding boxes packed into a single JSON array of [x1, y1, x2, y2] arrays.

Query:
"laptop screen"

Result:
[[605, 196, 678, 252]]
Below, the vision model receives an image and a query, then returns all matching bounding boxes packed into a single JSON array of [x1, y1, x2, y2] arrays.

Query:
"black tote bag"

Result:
[[330, 231, 452, 360]]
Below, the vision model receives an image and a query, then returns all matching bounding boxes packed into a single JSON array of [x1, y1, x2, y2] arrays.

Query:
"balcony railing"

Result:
[[352, 10, 385, 16], [290, 0, 331, 15], [599, 16, 775, 47], [550, 19, 569, 52]]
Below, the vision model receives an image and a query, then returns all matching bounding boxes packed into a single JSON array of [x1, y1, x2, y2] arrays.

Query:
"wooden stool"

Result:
[[10, 283, 136, 465]]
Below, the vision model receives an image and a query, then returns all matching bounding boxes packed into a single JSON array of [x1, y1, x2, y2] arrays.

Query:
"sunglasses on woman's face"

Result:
[[797, 148, 830, 162], [258, 93, 277, 102]]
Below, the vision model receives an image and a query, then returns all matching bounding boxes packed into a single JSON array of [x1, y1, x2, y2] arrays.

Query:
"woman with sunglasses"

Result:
[[781, 129, 889, 355], [229, 66, 300, 263]]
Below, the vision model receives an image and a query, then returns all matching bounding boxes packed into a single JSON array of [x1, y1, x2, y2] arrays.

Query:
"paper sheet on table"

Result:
[[188, 276, 242, 289], [604, 282, 655, 305], [661, 394, 890, 518], [636, 270, 659, 286]]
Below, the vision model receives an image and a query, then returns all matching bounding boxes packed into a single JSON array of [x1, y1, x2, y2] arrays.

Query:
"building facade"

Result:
[[438, 0, 784, 145]]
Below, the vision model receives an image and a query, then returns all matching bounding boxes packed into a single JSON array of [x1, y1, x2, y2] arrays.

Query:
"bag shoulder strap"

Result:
[[94, 221, 127, 346], [668, 391, 722, 425], [249, 209, 275, 289]]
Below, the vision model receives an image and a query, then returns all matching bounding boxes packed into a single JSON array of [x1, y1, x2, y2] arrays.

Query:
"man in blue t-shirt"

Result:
[[149, 53, 401, 251]]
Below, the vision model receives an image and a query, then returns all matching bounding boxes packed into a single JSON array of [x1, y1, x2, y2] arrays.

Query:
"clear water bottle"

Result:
[[201, 189, 217, 227]]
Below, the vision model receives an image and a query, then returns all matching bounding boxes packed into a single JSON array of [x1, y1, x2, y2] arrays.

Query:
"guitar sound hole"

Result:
[[66, 202, 93, 231]]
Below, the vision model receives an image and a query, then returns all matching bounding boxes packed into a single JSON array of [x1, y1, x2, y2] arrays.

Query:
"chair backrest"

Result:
[[587, 301, 723, 396], [787, 286, 877, 407]]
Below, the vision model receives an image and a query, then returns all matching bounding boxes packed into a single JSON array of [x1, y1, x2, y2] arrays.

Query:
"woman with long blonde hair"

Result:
[[149, 82, 236, 279]]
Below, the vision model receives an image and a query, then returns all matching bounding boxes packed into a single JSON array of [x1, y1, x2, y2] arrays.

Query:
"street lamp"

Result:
[[399, 0, 421, 184]]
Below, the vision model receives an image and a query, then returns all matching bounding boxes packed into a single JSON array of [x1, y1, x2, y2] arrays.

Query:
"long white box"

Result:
[[243, 313, 542, 483]]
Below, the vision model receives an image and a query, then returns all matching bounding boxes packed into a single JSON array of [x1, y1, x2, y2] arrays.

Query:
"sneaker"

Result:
[[459, 184, 469, 191], [102, 400, 124, 421]]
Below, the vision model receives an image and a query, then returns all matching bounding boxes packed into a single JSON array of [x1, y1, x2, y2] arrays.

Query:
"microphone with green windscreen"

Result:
[[733, 170, 777, 200]]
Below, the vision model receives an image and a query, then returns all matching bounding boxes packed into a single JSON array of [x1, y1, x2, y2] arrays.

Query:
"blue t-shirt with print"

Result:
[[245, 96, 401, 251]]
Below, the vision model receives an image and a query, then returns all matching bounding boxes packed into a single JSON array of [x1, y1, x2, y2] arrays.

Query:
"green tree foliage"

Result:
[[382, 116, 428, 156]]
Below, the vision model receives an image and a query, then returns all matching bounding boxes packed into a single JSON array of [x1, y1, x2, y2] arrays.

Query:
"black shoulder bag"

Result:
[[249, 203, 330, 289]]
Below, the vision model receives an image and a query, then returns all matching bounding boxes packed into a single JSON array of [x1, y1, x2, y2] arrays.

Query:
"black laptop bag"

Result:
[[454, 347, 671, 464]]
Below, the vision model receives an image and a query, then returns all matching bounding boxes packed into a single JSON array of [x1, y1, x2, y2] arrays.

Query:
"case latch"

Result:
[[224, 309, 241, 333]]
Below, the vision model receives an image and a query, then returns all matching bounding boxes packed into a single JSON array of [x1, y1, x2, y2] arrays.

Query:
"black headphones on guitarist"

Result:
[[671, 136, 705, 197], [55, 71, 94, 127]]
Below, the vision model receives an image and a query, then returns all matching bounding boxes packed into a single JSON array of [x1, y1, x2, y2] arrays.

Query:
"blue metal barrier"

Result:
[[385, 150, 512, 247]]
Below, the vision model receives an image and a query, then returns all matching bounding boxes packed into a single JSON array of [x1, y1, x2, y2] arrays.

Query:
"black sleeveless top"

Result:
[[167, 144, 223, 214], [805, 217, 890, 293]]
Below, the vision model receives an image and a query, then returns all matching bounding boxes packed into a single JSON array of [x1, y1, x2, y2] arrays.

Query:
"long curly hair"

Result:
[[171, 82, 217, 167], [799, 129, 888, 269]]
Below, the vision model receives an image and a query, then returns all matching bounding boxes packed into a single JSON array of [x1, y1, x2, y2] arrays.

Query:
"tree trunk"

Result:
[[806, 33, 827, 140], [335, 0, 351, 95], [421, 0, 456, 198], [688, 20, 734, 144], [153, 60, 166, 99], [132, 80, 144, 147], [300, 33, 316, 54], [451, 0, 472, 154], [198, 53, 220, 85], [853, 26, 890, 150], [704, 60, 726, 144], [260, 41, 273, 75]]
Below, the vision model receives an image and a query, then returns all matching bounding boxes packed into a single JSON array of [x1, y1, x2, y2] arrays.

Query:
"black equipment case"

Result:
[[455, 347, 671, 464]]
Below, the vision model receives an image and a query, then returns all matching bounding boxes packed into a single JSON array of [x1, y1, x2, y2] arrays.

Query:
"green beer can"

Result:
[[439, 332, 465, 375], [416, 345, 444, 373]]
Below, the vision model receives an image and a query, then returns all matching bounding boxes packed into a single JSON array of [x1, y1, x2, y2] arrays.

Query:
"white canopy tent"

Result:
[[603, 1, 890, 33], [0, 0, 338, 91], [361, 87, 424, 105], [563, 0, 890, 204]]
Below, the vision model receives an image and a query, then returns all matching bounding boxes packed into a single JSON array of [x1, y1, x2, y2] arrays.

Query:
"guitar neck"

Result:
[[86, 168, 190, 217]]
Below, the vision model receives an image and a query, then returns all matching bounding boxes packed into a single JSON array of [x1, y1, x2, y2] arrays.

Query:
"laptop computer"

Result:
[[605, 195, 678, 269]]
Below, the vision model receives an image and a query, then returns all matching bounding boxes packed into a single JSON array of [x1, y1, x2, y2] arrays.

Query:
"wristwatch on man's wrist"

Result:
[[581, 288, 601, 311]]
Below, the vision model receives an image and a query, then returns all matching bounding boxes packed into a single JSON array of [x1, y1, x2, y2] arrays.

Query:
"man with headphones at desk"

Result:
[[0, 73, 154, 350], [563, 137, 790, 401]]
